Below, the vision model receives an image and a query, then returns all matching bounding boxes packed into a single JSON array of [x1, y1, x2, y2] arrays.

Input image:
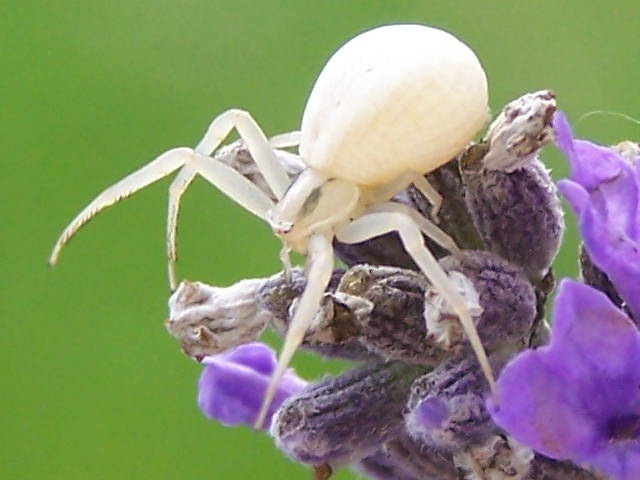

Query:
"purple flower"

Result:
[[198, 342, 307, 430], [489, 280, 640, 480], [554, 111, 640, 319]]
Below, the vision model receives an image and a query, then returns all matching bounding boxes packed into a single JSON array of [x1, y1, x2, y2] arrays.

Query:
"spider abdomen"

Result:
[[300, 24, 489, 186]]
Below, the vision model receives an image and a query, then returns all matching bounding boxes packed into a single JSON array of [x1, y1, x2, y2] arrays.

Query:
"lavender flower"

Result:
[[489, 280, 640, 480], [175, 94, 605, 479], [198, 342, 306, 430], [554, 111, 640, 319]]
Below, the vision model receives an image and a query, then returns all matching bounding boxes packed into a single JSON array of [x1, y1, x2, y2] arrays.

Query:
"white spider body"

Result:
[[50, 24, 495, 429], [300, 24, 488, 185]]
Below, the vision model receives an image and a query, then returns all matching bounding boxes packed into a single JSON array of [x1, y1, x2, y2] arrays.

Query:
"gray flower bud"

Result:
[[461, 91, 564, 281], [357, 451, 421, 480], [438, 251, 536, 353], [408, 158, 486, 252], [483, 91, 556, 172], [335, 265, 451, 365], [166, 279, 269, 360], [339, 251, 535, 363], [526, 455, 602, 480], [271, 361, 425, 465], [453, 435, 534, 480], [257, 251, 535, 366], [405, 355, 496, 450], [356, 433, 459, 480], [256, 268, 376, 361]]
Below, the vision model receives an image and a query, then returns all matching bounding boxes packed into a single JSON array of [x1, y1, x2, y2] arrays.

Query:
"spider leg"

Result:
[[411, 174, 443, 221], [367, 171, 415, 204], [279, 245, 293, 283], [166, 152, 276, 290], [366, 202, 461, 257], [268, 130, 301, 149], [166, 167, 197, 291], [368, 172, 443, 220], [254, 233, 334, 429], [49, 147, 192, 266], [335, 211, 496, 395], [195, 109, 292, 200]]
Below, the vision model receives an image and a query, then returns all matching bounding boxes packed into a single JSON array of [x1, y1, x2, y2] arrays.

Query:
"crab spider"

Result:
[[50, 24, 492, 428]]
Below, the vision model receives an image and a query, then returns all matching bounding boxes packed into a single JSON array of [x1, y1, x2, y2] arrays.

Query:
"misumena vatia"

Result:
[[49, 24, 492, 428]]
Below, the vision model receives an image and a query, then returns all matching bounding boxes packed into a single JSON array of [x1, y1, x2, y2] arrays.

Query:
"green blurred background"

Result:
[[3, 1, 640, 479]]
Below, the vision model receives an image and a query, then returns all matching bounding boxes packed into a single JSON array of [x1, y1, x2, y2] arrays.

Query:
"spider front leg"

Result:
[[335, 211, 496, 394], [166, 110, 295, 289], [268, 130, 301, 149], [167, 152, 276, 290], [49, 147, 193, 266], [195, 109, 292, 199], [368, 172, 443, 221], [412, 174, 443, 221], [254, 233, 334, 429]]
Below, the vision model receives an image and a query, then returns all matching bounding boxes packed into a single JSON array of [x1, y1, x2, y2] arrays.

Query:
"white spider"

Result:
[[49, 24, 493, 428]]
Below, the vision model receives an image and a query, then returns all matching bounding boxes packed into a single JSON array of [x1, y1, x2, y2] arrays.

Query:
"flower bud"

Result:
[[357, 433, 458, 480], [257, 251, 535, 366], [437, 251, 536, 353], [461, 91, 563, 281], [453, 435, 533, 480], [166, 279, 269, 360], [408, 158, 485, 252], [405, 355, 495, 450], [256, 268, 376, 361], [271, 361, 425, 465], [526, 455, 601, 480], [483, 91, 556, 172]]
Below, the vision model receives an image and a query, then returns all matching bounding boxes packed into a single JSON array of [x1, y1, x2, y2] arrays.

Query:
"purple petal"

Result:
[[554, 111, 640, 319], [198, 343, 307, 430], [549, 281, 640, 373], [218, 342, 277, 375], [488, 349, 597, 459], [489, 280, 640, 479], [553, 112, 622, 189], [556, 180, 589, 216], [589, 444, 640, 480]]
